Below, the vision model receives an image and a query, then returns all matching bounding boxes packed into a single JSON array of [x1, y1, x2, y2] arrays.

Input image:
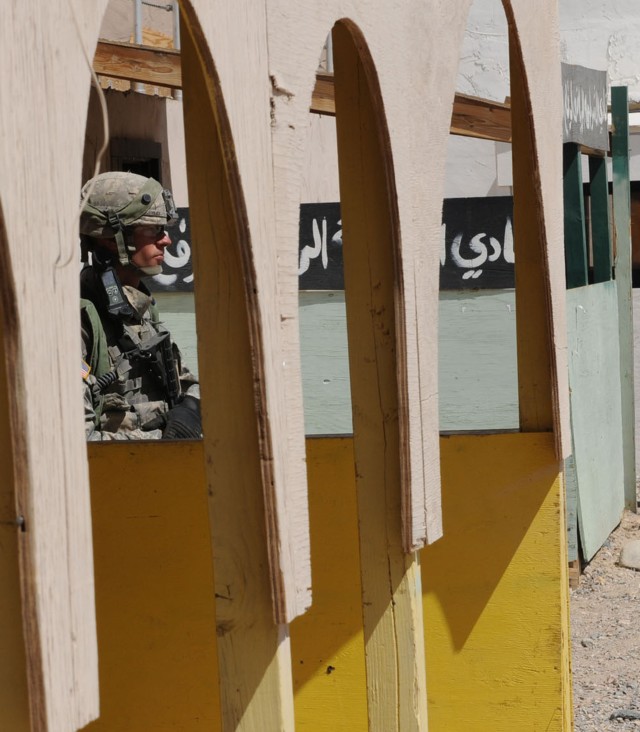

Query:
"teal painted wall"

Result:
[[567, 282, 625, 561], [156, 290, 519, 435], [155, 292, 200, 379], [438, 291, 518, 432]]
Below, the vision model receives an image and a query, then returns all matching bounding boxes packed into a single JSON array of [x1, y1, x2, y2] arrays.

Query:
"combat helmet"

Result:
[[80, 171, 178, 273]]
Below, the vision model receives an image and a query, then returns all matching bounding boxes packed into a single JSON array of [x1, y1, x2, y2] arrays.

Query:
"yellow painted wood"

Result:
[[422, 432, 572, 731], [333, 22, 428, 732], [180, 15, 295, 730], [291, 437, 368, 731], [509, 26, 554, 432], [82, 434, 572, 731], [0, 293, 30, 732], [85, 441, 221, 732]]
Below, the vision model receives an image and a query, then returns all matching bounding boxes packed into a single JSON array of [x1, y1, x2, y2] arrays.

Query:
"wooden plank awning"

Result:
[[94, 39, 511, 142], [450, 93, 511, 143], [94, 39, 181, 89]]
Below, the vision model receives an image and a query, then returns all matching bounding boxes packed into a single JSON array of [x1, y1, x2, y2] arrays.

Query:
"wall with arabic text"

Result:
[[83, 89, 521, 435]]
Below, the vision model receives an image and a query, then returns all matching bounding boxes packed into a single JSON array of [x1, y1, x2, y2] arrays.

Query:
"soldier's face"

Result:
[[130, 225, 171, 270]]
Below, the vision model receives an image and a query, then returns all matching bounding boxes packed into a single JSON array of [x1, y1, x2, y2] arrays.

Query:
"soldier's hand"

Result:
[[141, 414, 167, 432], [162, 395, 202, 440]]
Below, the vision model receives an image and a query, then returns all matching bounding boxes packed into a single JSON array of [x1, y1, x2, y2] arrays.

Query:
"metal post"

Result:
[[172, 1, 182, 101], [133, 0, 144, 93]]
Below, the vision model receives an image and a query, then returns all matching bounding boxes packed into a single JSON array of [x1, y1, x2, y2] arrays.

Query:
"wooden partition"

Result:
[[1, 1, 572, 729], [85, 442, 220, 731], [422, 434, 570, 730], [85, 433, 572, 731], [562, 82, 633, 562]]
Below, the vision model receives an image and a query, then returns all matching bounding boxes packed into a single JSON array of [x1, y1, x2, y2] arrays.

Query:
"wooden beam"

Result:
[[450, 93, 512, 143], [94, 41, 513, 142], [311, 72, 337, 116], [94, 39, 182, 89]]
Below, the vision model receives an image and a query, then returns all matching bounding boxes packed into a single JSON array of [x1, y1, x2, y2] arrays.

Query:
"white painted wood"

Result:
[[506, 0, 570, 459], [266, 0, 569, 549], [300, 114, 341, 203], [0, 2, 107, 729], [266, 0, 467, 552], [185, 0, 312, 623], [0, 1, 571, 724]]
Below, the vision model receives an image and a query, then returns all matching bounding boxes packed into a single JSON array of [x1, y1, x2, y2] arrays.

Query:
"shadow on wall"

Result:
[[422, 433, 558, 652]]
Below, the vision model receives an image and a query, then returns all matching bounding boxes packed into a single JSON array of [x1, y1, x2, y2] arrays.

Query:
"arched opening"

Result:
[[290, 18, 429, 729], [421, 2, 572, 730], [290, 29, 367, 731], [82, 2, 300, 729]]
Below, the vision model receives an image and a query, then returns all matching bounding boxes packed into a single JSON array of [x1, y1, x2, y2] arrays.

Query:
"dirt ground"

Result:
[[572, 509, 640, 730]]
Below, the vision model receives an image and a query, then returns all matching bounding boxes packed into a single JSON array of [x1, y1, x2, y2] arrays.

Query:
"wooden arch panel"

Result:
[[265, 0, 469, 553], [420, 3, 572, 729], [504, 0, 570, 457], [0, 2, 106, 729], [185, 0, 311, 625]]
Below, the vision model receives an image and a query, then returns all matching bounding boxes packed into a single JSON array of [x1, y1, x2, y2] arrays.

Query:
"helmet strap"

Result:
[[106, 212, 131, 268]]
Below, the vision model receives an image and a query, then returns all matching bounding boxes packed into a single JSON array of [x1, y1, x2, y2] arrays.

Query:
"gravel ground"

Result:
[[572, 509, 640, 730]]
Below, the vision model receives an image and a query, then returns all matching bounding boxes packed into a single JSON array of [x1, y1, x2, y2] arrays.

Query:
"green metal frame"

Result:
[[588, 155, 612, 283], [611, 85, 637, 511], [563, 143, 588, 288]]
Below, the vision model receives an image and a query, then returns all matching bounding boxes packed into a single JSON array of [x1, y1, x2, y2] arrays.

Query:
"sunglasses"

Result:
[[136, 225, 167, 240]]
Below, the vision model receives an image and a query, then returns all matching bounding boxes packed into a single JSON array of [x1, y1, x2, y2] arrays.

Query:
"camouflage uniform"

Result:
[[81, 268, 199, 440], [79, 171, 199, 441]]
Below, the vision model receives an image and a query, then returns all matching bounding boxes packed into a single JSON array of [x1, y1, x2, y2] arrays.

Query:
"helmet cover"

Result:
[[80, 171, 178, 238]]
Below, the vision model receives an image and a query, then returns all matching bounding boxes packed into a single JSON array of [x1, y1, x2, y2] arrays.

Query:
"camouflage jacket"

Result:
[[81, 266, 199, 441]]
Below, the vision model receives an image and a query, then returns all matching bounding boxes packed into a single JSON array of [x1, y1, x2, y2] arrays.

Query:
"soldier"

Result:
[[80, 171, 201, 440]]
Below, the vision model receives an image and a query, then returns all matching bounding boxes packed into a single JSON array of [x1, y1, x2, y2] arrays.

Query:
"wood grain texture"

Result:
[[450, 93, 512, 143], [332, 23, 428, 730], [85, 442, 221, 731], [422, 432, 572, 731], [180, 15, 296, 728], [567, 283, 625, 561], [506, 0, 571, 459], [94, 39, 181, 88], [612, 86, 637, 511], [266, 0, 471, 552], [0, 2, 103, 728], [508, 20, 554, 434], [266, 0, 569, 546], [93, 39, 514, 143], [185, 0, 311, 624]]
